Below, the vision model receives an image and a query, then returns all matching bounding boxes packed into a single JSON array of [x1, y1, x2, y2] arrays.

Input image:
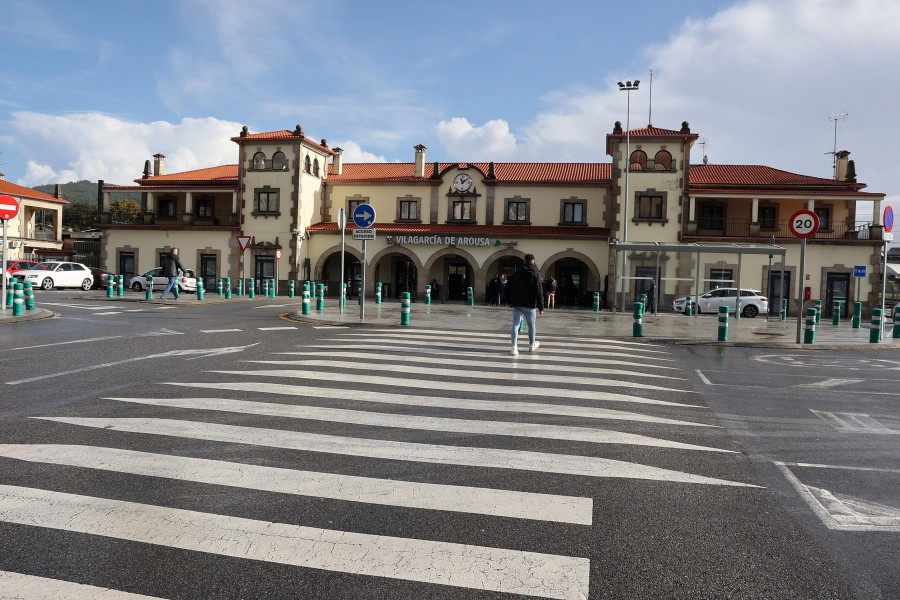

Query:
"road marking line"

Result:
[[301, 343, 676, 366], [695, 369, 713, 385], [106, 397, 730, 452], [0, 444, 591, 525], [253, 303, 299, 309], [35, 418, 756, 487], [0, 485, 590, 599], [0, 570, 164, 599], [93, 311, 123, 315], [170, 381, 716, 427], [275, 351, 680, 376], [199, 328, 243, 333], [810, 410, 896, 433], [352, 328, 666, 349], [258, 326, 297, 330], [795, 378, 864, 389], [332, 333, 669, 354], [225, 368, 698, 402]]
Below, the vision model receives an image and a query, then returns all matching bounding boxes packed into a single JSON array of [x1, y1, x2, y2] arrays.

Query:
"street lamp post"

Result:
[[618, 80, 639, 312]]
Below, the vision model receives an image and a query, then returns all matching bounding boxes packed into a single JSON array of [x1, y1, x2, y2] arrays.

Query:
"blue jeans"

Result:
[[162, 276, 179, 298], [511, 307, 537, 346]]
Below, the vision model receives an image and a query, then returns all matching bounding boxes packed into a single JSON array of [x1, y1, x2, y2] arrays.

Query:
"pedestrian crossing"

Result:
[[0, 330, 761, 599]]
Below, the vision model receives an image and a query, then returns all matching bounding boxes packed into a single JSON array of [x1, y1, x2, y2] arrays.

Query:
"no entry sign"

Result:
[[0, 195, 19, 220]]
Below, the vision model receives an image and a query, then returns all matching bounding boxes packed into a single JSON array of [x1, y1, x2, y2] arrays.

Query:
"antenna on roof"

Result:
[[698, 138, 709, 164], [647, 66, 654, 126], [827, 112, 849, 180]]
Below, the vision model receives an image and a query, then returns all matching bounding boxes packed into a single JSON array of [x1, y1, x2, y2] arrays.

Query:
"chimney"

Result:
[[414, 144, 427, 178], [55, 184, 62, 199], [332, 147, 343, 176], [0, 172, 5, 180], [835, 150, 851, 181], [153, 153, 166, 177]]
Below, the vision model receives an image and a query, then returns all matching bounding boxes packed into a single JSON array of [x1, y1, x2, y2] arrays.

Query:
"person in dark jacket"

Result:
[[161, 247, 187, 300], [505, 253, 544, 356]]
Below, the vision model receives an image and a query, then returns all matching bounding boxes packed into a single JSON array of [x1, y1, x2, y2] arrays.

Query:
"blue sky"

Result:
[[1, 0, 896, 220]]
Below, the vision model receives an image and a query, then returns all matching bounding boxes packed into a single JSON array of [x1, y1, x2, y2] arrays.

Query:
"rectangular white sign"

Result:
[[352, 228, 376, 240], [883, 232, 894, 242]]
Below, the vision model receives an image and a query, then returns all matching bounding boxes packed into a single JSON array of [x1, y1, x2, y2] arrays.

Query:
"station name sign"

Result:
[[386, 235, 516, 247]]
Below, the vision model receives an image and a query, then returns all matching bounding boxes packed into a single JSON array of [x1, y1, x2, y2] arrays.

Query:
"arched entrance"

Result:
[[369, 248, 424, 300], [482, 248, 525, 305], [540, 253, 601, 307], [318, 249, 362, 297], [424, 248, 482, 303]]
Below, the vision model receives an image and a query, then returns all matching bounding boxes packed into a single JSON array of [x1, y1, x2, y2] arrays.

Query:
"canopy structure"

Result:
[[610, 241, 788, 320]]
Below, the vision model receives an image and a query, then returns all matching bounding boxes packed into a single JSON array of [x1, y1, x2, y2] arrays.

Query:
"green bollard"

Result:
[[870, 307, 882, 343], [466, 286, 474, 306], [375, 282, 382, 304], [633, 301, 644, 337], [593, 292, 600, 312], [248, 278, 256, 299], [718, 305, 729, 341], [23, 281, 34, 310], [400, 292, 411, 325], [893, 305, 900, 339], [685, 298, 693, 317], [519, 316, 525, 333], [197, 278, 205, 301], [302, 288, 310, 315], [271, 279, 277, 298], [13, 283, 24, 316], [237, 278, 244, 296], [341, 283, 347, 308], [6, 283, 13, 307], [289, 280, 295, 298], [225, 277, 231, 299], [832, 301, 841, 326], [358, 281, 362, 306], [107, 276, 115, 298], [852, 301, 862, 328], [316, 283, 324, 310], [145, 275, 153, 300], [262, 279, 268, 297], [425, 284, 431, 304], [217, 278, 223, 295], [804, 307, 817, 344], [640, 294, 647, 308], [117, 274, 124, 297], [814, 299, 822, 323], [781, 298, 787, 321]]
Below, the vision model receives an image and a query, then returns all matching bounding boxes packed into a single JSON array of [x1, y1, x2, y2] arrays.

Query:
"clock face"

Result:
[[453, 173, 473, 192]]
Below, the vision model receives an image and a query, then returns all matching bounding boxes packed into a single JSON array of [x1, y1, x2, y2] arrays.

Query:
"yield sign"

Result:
[[0, 195, 19, 220], [237, 235, 251, 251]]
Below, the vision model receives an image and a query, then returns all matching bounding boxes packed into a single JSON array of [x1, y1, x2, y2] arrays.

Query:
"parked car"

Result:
[[673, 288, 768, 318], [13, 261, 94, 290], [4, 260, 39, 274], [129, 267, 197, 293], [88, 267, 114, 290]]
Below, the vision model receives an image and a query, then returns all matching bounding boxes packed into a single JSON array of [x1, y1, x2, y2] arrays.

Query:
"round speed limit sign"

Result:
[[789, 210, 820, 238]]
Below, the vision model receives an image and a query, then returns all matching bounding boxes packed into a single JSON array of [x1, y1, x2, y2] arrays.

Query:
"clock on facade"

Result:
[[453, 173, 473, 192]]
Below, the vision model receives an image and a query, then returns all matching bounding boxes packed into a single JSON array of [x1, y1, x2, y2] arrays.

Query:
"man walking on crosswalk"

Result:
[[505, 253, 544, 356]]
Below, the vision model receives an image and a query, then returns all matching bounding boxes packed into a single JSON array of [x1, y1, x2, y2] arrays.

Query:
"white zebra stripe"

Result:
[[0, 485, 590, 599], [220, 369, 698, 404], [273, 351, 681, 377], [35, 418, 757, 487], [334, 328, 667, 350], [301, 344, 676, 368], [0, 444, 592, 524], [0, 570, 164, 599], [169, 381, 715, 427], [105, 397, 730, 452]]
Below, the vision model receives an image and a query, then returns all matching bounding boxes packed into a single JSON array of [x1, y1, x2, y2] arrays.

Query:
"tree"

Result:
[[63, 203, 97, 231], [109, 198, 141, 224]]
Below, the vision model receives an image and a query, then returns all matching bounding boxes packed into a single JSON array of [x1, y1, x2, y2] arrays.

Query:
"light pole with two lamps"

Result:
[[617, 79, 639, 312]]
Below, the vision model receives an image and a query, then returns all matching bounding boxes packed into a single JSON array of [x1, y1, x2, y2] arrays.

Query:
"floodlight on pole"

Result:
[[618, 79, 640, 311]]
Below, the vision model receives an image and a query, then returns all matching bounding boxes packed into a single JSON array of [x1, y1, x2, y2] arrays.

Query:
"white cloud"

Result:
[[332, 141, 386, 164], [435, 118, 521, 161], [8, 112, 241, 187]]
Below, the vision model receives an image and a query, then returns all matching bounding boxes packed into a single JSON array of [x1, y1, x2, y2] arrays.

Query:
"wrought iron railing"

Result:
[[686, 218, 876, 240]]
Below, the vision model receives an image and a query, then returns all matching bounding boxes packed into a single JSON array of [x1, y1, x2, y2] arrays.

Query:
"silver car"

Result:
[[129, 268, 197, 293], [673, 288, 768, 318]]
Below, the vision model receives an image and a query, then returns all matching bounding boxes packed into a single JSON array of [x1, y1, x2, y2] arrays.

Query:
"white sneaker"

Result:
[[529, 341, 540, 352], [511, 346, 519, 356]]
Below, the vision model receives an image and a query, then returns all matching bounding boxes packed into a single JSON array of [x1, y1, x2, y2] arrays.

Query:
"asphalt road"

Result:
[[0, 291, 895, 599]]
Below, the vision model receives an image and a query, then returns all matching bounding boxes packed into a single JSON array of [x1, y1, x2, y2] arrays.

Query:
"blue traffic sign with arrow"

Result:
[[353, 203, 376, 228]]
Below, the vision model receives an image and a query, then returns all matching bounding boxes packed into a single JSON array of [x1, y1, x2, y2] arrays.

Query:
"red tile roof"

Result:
[[689, 164, 882, 197], [231, 129, 334, 156], [0, 180, 67, 204], [306, 222, 609, 237], [606, 125, 699, 155], [328, 162, 611, 184], [105, 165, 239, 190]]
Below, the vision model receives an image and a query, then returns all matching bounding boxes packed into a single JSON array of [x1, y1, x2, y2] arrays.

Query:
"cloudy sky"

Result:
[[0, 0, 896, 220]]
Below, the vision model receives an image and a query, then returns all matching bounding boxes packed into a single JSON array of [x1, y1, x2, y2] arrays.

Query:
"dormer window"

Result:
[[252, 152, 266, 170], [630, 150, 647, 171]]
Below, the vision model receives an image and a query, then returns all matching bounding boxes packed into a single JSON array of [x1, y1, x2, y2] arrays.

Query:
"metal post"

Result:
[[694, 249, 701, 318], [338, 208, 346, 315], [795, 238, 807, 343], [881, 239, 888, 340], [360, 238, 366, 321], [735, 253, 742, 320], [0, 219, 6, 312]]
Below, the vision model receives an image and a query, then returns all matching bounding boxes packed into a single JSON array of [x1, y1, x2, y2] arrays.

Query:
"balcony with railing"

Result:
[[98, 210, 240, 228], [682, 218, 881, 242]]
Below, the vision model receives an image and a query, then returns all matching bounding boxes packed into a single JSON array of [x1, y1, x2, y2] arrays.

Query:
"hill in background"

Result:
[[33, 180, 140, 205]]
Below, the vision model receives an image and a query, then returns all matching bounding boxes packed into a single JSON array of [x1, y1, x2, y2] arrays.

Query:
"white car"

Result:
[[129, 267, 197, 293], [673, 288, 769, 318], [14, 261, 94, 291]]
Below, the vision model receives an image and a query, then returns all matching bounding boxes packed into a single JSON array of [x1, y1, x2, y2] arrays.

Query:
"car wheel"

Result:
[[41, 278, 54, 290], [742, 304, 759, 318], [81, 279, 92, 291], [132, 281, 143, 292]]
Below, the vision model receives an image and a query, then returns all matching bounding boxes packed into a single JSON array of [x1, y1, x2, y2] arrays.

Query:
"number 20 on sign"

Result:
[[789, 210, 820, 238]]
